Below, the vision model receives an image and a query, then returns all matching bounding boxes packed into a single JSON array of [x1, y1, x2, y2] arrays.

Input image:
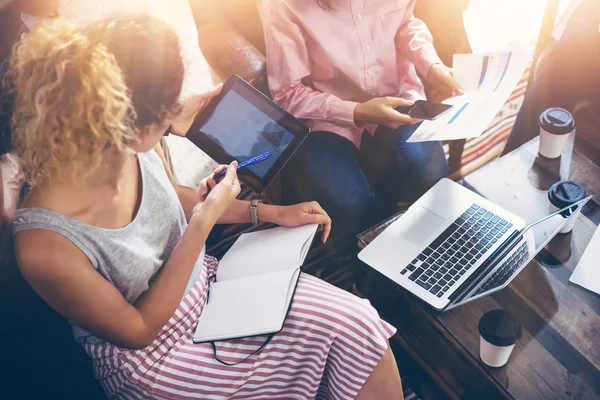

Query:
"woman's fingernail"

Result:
[[199, 187, 207, 195]]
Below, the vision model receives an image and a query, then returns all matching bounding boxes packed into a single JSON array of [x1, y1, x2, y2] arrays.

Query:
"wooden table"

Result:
[[356, 133, 600, 400]]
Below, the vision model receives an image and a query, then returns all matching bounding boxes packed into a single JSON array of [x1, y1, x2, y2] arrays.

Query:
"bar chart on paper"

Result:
[[408, 51, 529, 143]]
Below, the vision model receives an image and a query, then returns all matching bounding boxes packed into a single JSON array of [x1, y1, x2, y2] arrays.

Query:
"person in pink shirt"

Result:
[[259, 0, 462, 245]]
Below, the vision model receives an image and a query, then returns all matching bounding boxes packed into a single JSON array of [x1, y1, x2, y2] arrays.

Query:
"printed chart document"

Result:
[[409, 51, 530, 142], [569, 225, 600, 296], [193, 224, 318, 343]]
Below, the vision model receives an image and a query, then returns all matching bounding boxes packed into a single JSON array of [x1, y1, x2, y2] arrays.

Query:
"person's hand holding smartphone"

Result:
[[395, 100, 454, 121], [354, 97, 422, 129]]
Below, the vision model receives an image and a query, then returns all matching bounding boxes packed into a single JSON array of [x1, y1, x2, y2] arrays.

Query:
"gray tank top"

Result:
[[13, 151, 205, 343]]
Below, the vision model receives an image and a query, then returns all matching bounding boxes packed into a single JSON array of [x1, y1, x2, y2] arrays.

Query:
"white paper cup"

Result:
[[548, 180, 586, 234], [539, 128, 572, 158], [478, 310, 521, 368], [480, 336, 515, 368], [538, 108, 575, 159]]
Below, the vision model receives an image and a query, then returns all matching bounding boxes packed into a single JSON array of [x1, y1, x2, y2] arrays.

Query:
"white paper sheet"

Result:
[[216, 224, 318, 282], [569, 225, 600, 296], [194, 268, 300, 343], [408, 51, 530, 143]]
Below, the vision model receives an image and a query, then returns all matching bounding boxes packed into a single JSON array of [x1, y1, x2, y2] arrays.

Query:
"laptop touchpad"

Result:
[[400, 205, 447, 246]]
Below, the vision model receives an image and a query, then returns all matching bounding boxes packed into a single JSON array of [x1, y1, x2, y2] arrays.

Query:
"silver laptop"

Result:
[[358, 178, 592, 312]]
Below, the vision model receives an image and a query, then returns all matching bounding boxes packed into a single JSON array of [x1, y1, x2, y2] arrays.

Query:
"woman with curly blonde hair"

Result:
[[8, 15, 402, 399]]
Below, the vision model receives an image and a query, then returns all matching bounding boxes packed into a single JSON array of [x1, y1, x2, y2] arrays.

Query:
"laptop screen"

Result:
[[448, 196, 591, 310], [526, 199, 589, 254]]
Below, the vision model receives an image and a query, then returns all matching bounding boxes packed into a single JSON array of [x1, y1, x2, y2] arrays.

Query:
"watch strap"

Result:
[[250, 199, 261, 226]]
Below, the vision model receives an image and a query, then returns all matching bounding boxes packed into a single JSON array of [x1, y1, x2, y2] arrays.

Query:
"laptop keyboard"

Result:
[[474, 242, 529, 296], [400, 203, 512, 298]]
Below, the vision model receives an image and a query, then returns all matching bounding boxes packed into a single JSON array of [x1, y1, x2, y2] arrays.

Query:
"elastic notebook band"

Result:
[[210, 334, 275, 366]]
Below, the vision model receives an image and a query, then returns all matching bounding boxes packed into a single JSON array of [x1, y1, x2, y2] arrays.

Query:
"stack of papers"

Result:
[[409, 51, 530, 143]]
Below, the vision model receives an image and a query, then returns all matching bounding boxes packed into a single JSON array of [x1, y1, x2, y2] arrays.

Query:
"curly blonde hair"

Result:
[[4, 19, 138, 186]]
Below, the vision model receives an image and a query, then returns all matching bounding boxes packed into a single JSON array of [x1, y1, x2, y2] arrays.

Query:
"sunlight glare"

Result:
[[464, 0, 548, 54]]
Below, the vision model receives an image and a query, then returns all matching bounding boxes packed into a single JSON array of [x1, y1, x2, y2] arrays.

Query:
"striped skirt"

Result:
[[83, 256, 396, 399]]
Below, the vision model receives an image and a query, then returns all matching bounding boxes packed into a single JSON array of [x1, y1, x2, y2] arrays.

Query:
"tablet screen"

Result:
[[186, 75, 310, 194], [201, 87, 294, 179]]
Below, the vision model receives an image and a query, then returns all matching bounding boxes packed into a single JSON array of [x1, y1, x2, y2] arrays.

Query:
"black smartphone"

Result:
[[395, 100, 454, 121]]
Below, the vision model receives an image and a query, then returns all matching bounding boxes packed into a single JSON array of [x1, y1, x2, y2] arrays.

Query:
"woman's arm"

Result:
[[155, 147, 332, 241], [154, 145, 277, 226], [16, 165, 241, 350], [153, 144, 253, 224], [174, 175, 328, 236]]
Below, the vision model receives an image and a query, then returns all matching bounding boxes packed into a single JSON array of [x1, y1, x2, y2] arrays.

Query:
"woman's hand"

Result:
[[197, 167, 332, 242], [354, 97, 421, 129], [170, 83, 223, 136], [197, 164, 229, 202], [272, 202, 332, 243], [193, 161, 240, 222], [427, 64, 464, 102]]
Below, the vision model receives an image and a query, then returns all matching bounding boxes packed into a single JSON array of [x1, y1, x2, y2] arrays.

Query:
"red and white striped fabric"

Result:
[[84, 256, 396, 399]]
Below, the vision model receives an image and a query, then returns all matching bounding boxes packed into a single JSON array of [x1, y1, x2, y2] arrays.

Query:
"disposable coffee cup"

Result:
[[548, 180, 586, 234], [479, 309, 522, 368], [538, 108, 575, 159]]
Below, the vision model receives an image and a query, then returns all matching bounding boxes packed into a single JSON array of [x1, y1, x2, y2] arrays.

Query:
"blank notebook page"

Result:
[[194, 268, 300, 342], [216, 224, 317, 282]]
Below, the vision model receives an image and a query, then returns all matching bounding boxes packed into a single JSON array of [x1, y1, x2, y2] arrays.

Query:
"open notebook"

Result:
[[193, 224, 318, 343]]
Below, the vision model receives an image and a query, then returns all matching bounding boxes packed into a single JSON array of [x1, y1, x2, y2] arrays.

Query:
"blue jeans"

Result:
[[282, 123, 449, 245]]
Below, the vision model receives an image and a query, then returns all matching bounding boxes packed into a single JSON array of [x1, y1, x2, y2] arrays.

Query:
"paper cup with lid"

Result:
[[479, 309, 522, 368], [538, 107, 575, 159], [548, 180, 586, 233]]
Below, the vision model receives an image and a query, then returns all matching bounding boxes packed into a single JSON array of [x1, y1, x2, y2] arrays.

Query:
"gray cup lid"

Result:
[[539, 107, 575, 135], [548, 180, 586, 209]]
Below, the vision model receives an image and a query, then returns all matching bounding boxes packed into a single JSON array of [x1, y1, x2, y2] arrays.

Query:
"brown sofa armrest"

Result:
[[196, 14, 269, 96]]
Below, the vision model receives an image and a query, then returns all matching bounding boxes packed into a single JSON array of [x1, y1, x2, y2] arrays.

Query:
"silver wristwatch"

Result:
[[250, 199, 261, 226]]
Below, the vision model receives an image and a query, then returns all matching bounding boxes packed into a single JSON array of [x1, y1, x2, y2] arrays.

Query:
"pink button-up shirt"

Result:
[[259, 0, 442, 148]]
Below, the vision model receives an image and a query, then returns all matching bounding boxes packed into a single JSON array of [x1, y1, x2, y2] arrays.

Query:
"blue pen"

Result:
[[212, 151, 272, 179]]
